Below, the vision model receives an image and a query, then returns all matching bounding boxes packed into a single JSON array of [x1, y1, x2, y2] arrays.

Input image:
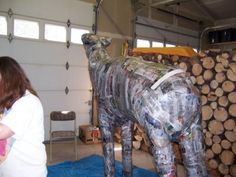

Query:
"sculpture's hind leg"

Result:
[[99, 107, 115, 177], [179, 118, 208, 177], [121, 120, 134, 177], [145, 121, 176, 177]]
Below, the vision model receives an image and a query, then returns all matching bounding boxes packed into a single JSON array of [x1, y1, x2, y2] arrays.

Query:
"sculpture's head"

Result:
[[82, 33, 111, 57]]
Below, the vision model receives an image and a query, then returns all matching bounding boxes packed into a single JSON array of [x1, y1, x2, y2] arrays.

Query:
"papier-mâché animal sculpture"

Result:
[[82, 33, 208, 177]]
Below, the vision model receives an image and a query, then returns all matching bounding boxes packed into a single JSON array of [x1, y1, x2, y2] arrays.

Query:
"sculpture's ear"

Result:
[[100, 36, 112, 48], [81, 33, 97, 45]]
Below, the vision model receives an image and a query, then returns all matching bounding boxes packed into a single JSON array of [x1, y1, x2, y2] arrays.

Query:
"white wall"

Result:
[[0, 0, 94, 140]]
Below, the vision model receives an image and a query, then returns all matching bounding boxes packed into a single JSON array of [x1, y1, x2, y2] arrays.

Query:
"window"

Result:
[[45, 24, 66, 42], [136, 39, 150, 48], [14, 19, 39, 39], [166, 43, 176, 47], [71, 28, 90, 44], [152, 41, 163, 47], [0, 16, 7, 35]]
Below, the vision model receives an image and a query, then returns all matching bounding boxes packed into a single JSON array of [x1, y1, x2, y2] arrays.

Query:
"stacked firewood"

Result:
[[194, 51, 236, 177], [114, 49, 236, 176]]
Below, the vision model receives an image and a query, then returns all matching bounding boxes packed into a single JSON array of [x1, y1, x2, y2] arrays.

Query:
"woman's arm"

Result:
[[0, 123, 14, 139], [0, 124, 13, 163]]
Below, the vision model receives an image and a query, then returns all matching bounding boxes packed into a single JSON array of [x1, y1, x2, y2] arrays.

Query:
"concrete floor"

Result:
[[45, 139, 156, 171]]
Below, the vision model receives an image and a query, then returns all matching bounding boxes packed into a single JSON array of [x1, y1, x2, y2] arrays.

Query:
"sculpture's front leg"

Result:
[[99, 107, 115, 177], [179, 117, 208, 177], [145, 121, 176, 177], [121, 120, 134, 177]]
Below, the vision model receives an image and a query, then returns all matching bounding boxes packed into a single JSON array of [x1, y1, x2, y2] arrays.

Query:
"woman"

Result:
[[0, 56, 47, 177]]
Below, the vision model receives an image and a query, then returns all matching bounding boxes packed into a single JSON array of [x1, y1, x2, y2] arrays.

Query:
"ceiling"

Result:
[[134, 0, 236, 24]]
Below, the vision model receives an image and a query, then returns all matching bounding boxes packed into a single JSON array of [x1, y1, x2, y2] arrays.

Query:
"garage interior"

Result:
[[0, 0, 236, 177]]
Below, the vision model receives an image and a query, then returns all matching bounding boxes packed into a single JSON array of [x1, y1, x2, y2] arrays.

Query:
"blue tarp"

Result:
[[47, 154, 157, 177]]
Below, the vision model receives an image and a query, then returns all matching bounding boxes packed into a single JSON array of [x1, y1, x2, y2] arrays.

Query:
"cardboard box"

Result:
[[79, 125, 102, 144]]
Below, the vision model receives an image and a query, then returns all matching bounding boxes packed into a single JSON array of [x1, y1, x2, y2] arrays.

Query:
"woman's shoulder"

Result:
[[14, 90, 42, 109]]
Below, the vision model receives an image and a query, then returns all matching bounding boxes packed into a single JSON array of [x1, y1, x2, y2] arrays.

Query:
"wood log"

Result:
[[208, 120, 224, 135], [140, 143, 149, 152], [208, 92, 217, 102], [212, 143, 222, 154], [208, 159, 218, 169], [212, 135, 221, 144], [213, 107, 228, 122], [227, 69, 236, 81], [114, 132, 121, 143], [136, 124, 144, 133], [201, 84, 210, 94], [203, 69, 214, 81], [218, 96, 229, 107], [215, 63, 225, 73], [222, 80, 235, 92], [220, 150, 234, 165], [221, 139, 231, 150], [210, 80, 219, 90], [202, 105, 213, 120], [232, 142, 236, 155], [225, 131, 236, 142], [202, 57, 215, 69], [134, 134, 143, 142], [192, 63, 203, 76], [205, 131, 213, 138], [201, 95, 208, 105], [142, 131, 150, 147], [196, 75, 205, 85], [223, 174, 231, 177], [215, 72, 226, 83], [201, 120, 207, 129], [205, 137, 213, 146], [218, 163, 229, 175], [205, 149, 214, 160], [228, 92, 236, 103], [229, 104, 236, 117], [215, 88, 224, 97], [133, 141, 141, 150], [222, 52, 229, 59], [230, 164, 236, 177], [171, 55, 179, 62], [233, 53, 236, 61], [219, 56, 229, 68], [210, 102, 218, 109], [224, 119, 235, 131], [229, 62, 236, 73], [179, 62, 188, 72]]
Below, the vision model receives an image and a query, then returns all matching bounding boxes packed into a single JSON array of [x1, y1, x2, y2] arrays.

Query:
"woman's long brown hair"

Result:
[[0, 56, 38, 112]]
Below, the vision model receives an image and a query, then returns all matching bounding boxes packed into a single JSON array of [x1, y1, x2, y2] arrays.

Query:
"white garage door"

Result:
[[0, 0, 94, 140]]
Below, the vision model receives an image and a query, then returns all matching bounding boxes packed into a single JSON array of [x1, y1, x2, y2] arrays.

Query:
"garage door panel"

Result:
[[0, 0, 93, 140], [0, 0, 93, 27], [68, 45, 89, 67], [39, 91, 91, 115], [22, 64, 68, 90], [0, 38, 11, 56], [67, 67, 91, 90], [10, 40, 68, 65]]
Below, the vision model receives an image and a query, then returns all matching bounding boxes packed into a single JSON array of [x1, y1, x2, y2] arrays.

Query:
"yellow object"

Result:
[[132, 47, 197, 58]]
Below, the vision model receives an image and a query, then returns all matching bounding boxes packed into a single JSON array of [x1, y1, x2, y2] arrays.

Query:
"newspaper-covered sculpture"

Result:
[[82, 34, 208, 177]]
